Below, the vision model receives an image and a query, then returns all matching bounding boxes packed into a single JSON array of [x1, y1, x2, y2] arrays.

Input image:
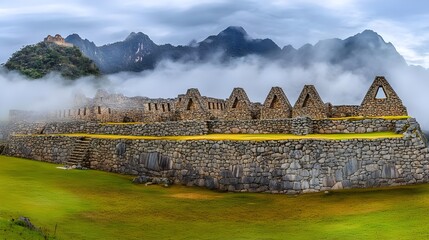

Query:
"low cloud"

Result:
[[0, 56, 428, 130]]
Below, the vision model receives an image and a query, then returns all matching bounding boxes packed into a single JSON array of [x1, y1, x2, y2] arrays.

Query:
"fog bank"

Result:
[[0, 57, 428, 129]]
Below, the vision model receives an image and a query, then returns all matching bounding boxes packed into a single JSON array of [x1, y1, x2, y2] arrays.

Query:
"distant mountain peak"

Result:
[[351, 29, 386, 44], [125, 32, 151, 41], [218, 26, 248, 38]]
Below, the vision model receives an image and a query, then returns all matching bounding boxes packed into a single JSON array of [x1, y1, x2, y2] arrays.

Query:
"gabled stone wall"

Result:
[[176, 89, 213, 121], [359, 76, 408, 117], [9, 76, 409, 123], [261, 87, 292, 119], [292, 85, 328, 119], [223, 88, 253, 120]]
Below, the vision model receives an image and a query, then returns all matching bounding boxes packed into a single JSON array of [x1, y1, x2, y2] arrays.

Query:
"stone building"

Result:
[[261, 87, 292, 119], [176, 88, 210, 121], [10, 76, 409, 123], [223, 88, 254, 120], [292, 85, 329, 119], [44, 34, 73, 47], [358, 76, 408, 117]]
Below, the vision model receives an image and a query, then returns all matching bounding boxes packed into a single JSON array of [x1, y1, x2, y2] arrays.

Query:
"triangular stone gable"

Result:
[[177, 88, 212, 120], [358, 76, 407, 116], [223, 88, 253, 120], [292, 85, 328, 119], [261, 87, 292, 119]]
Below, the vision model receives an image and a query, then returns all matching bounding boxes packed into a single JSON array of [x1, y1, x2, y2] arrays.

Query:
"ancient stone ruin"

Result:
[[2, 76, 426, 195], [44, 34, 73, 47], [9, 76, 408, 123]]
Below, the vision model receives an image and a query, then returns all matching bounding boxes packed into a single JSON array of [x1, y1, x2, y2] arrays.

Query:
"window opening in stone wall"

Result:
[[208, 102, 211, 109], [148, 103, 151, 111], [78, 109, 81, 115], [108, 108, 111, 114], [83, 107, 87, 116], [187, 99, 194, 110], [162, 104, 165, 112], [155, 104, 158, 111], [375, 86, 387, 99], [270, 95, 279, 109], [232, 97, 239, 108], [167, 103, 171, 111], [98, 106, 101, 114], [302, 94, 310, 107]]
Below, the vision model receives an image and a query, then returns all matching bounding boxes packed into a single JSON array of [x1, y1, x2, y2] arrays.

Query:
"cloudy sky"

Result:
[[1, 0, 429, 67]]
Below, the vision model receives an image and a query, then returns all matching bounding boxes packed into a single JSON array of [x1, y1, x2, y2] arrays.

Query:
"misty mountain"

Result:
[[282, 30, 407, 75], [66, 26, 407, 76], [65, 26, 281, 73]]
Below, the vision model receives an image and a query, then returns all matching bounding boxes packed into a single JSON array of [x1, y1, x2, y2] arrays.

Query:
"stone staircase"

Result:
[[66, 138, 91, 168]]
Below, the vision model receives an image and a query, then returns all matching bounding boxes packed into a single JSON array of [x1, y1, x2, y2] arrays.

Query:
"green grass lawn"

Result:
[[53, 132, 403, 141], [1, 155, 428, 239]]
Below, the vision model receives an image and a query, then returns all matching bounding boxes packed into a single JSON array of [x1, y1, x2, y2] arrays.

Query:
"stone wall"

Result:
[[359, 76, 408, 117], [207, 119, 293, 134], [292, 85, 329, 119], [314, 119, 398, 134], [261, 87, 292, 119], [223, 88, 253, 120], [6, 119, 429, 194], [330, 105, 360, 118], [43, 121, 209, 136], [5, 118, 409, 138], [0, 122, 9, 140]]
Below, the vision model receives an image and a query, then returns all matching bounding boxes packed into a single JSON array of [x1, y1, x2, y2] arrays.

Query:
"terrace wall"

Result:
[[5, 119, 429, 194], [4, 118, 409, 138]]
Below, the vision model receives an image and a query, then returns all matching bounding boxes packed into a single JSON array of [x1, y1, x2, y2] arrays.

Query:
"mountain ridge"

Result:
[[64, 27, 408, 77]]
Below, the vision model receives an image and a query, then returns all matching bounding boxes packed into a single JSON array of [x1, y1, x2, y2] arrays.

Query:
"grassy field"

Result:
[[1, 155, 428, 239], [53, 132, 403, 141]]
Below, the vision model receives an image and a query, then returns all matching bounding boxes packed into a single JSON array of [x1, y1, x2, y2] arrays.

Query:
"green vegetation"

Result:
[[5, 42, 100, 79], [52, 132, 403, 141], [0, 156, 429, 239]]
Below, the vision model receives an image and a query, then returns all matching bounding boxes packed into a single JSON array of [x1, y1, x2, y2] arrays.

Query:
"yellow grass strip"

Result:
[[328, 115, 410, 121], [47, 132, 404, 141], [101, 122, 145, 125]]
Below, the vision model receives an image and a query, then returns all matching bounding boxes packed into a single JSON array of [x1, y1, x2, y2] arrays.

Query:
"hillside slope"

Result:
[[5, 42, 100, 79]]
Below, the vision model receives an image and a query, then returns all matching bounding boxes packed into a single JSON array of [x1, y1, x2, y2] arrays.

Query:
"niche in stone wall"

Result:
[[269, 95, 279, 109], [375, 86, 387, 99], [187, 99, 195, 110], [232, 97, 239, 108], [302, 94, 310, 107], [98, 106, 101, 114]]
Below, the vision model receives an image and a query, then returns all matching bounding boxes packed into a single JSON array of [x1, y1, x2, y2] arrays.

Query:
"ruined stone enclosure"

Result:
[[2, 76, 426, 194], [11, 76, 407, 123], [359, 76, 408, 117]]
